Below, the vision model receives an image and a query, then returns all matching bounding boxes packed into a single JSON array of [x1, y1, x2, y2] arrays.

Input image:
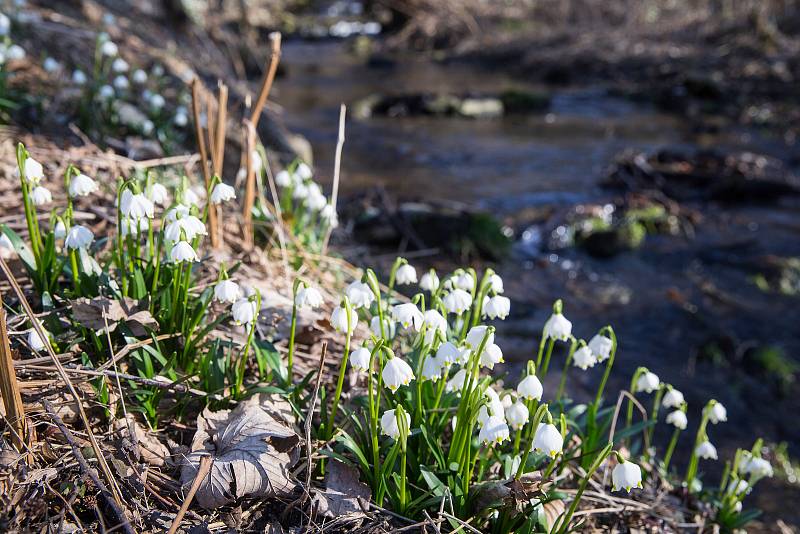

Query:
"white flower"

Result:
[[98, 85, 114, 100], [250, 150, 263, 173], [517, 374, 543, 401], [480, 343, 503, 369], [612, 460, 643, 492], [174, 112, 188, 127], [345, 280, 374, 309], [30, 185, 52, 206], [69, 173, 98, 198], [72, 69, 87, 85], [165, 204, 190, 222], [321, 204, 338, 227], [479, 416, 510, 446], [370, 316, 394, 338], [53, 220, 66, 239], [100, 40, 118, 56], [634, 371, 660, 394], [666, 410, 688, 430], [728, 479, 749, 495], [43, 57, 60, 73], [182, 187, 202, 207], [0, 13, 9, 37], [483, 295, 510, 320], [113, 75, 129, 90], [120, 190, 154, 219], [544, 313, 572, 341], [296, 162, 313, 180], [696, 440, 718, 460], [232, 298, 258, 325], [505, 401, 529, 431], [307, 191, 327, 211], [169, 241, 198, 263], [275, 170, 292, 187], [27, 328, 47, 352], [446, 369, 468, 393], [214, 279, 240, 304], [588, 334, 613, 362], [572, 346, 597, 370], [533, 423, 563, 457], [330, 305, 357, 334], [6, 44, 24, 62], [391, 303, 423, 331], [489, 273, 504, 293], [19, 156, 44, 183], [443, 289, 472, 315], [111, 57, 129, 73], [164, 216, 206, 242], [149, 93, 165, 110], [295, 286, 323, 309], [708, 402, 727, 424], [421, 356, 443, 381], [422, 309, 447, 343], [350, 347, 371, 373], [64, 225, 93, 249], [452, 271, 474, 291], [466, 325, 493, 349], [0, 233, 14, 259], [147, 183, 169, 205], [132, 69, 147, 84], [382, 357, 415, 392], [210, 183, 236, 204], [436, 342, 461, 366], [381, 409, 409, 440], [292, 182, 309, 200], [741, 457, 773, 479], [662, 389, 685, 409], [395, 264, 417, 285], [141, 120, 154, 135], [420, 271, 439, 292], [120, 217, 148, 237]]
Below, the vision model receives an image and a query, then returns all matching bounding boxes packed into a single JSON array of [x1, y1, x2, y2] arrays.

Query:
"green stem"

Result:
[[287, 302, 297, 379], [663, 427, 681, 473], [326, 299, 353, 437], [555, 338, 578, 401], [68, 249, 81, 295], [555, 444, 613, 534]]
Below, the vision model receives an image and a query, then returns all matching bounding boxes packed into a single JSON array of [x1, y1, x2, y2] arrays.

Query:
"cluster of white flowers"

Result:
[[274, 161, 338, 229], [0, 15, 26, 66]]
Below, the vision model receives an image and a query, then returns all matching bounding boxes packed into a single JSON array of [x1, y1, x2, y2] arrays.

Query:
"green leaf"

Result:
[[0, 224, 36, 270]]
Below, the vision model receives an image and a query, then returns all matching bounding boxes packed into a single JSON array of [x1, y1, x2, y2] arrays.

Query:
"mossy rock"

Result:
[[578, 220, 646, 258]]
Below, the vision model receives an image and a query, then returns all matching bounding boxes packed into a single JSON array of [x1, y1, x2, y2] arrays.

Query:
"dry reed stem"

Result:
[[213, 82, 229, 248], [322, 104, 346, 254], [0, 287, 31, 457], [249, 32, 282, 128], [242, 119, 257, 248], [0, 256, 124, 507], [191, 79, 220, 248], [167, 454, 213, 534]]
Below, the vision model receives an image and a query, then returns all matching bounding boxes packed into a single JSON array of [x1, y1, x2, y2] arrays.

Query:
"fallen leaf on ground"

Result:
[[180, 395, 300, 508], [71, 297, 158, 336], [312, 460, 371, 518], [113, 415, 170, 467]]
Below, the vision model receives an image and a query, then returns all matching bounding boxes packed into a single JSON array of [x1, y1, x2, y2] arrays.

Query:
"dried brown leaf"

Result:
[[71, 297, 158, 336], [543, 499, 566, 533], [312, 460, 371, 518]]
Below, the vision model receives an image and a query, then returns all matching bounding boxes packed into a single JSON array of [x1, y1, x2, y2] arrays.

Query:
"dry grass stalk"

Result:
[[0, 287, 31, 457], [213, 82, 229, 248], [0, 256, 124, 507], [249, 32, 282, 128], [242, 119, 257, 248], [191, 79, 220, 249], [322, 104, 347, 254], [167, 454, 213, 534]]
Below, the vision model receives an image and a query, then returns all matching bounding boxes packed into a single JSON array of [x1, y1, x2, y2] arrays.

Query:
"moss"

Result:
[[751, 346, 798, 393]]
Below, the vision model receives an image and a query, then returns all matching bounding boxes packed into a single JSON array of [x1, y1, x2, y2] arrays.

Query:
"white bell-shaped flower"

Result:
[[100, 40, 118, 57], [149, 93, 166, 110], [169, 241, 198, 263], [696, 440, 718, 460], [666, 410, 688, 430], [321, 204, 338, 228], [420, 271, 439, 292], [505, 400, 529, 431], [588, 334, 613, 362], [708, 402, 727, 424], [64, 225, 94, 250], [307, 190, 328, 211], [533, 423, 563, 457], [635, 371, 661, 394], [275, 170, 291, 187], [98, 85, 115, 100], [120, 217, 149, 237], [436, 342, 461, 366], [422, 309, 447, 343], [741, 456, 773, 478], [20, 156, 44, 183], [479, 416, 510, 446], [174, 112, 188, 127], [395, 264, 417, 285], [382, 357, 415, 392], [465, 325, 493, 349], [483, 295, 510, 320], [120, 190, 155, 219], [345, 280, 374, 309], [380, 409, 409, 440], [662, 388, 684, 408], [72, 69, 88, 85], [296, 162, 313, 180], [446, 369, 468, 393], [391, 303, 424, 331], [0, 13, 10, 37], [572, 346, 597, 370], [27, 328, 47, 352], [53, 220, 67, 239], [165, 204, 190, 223], [480, 343, 504, 369], [443, 289, 472, 315], [69, 173, 98, 198], [517, 374, 543, 401], [543, 313, 572, 341], [612, 460, 643, 492], [30, 185, 52, 206], [350, 347, 371, 373], [489, 273, 504, 293], [0, 234, 14, 259], [111, 57, 129, 73], [214, 279, 240, 304], [421, 355, 443, 381], [113, 75, 129, 90], [330, 305, 358, 334], [6, 44, 25, 61], [210, 183, 236, 204], [370, 316, 394, 339], [452, 271, 474, 291], [132, 69, 148, 84], [43, 57, 61, 73], [147, 183, 169, 205], [295, 286, 323, 309], [232, 298, 258, 325]]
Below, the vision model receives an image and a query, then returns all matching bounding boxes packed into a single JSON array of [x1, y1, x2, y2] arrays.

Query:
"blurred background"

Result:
[[2, 0, 800, 529]]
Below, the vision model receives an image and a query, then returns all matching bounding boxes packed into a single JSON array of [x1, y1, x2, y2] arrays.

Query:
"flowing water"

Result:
[[275, 38, 800, 522]]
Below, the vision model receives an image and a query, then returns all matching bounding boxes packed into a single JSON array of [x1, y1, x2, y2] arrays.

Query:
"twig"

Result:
[[213, 82, 229, 249], [191, 79, 220, 248], [242, 119, 257, 248], [167, 454, 213, 534], [43, 400, 135, 534], [249, 32, 282, 128], [0, 257, 124, 507], [322, 104, 346, 254], [0, 287, 31, 457]]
